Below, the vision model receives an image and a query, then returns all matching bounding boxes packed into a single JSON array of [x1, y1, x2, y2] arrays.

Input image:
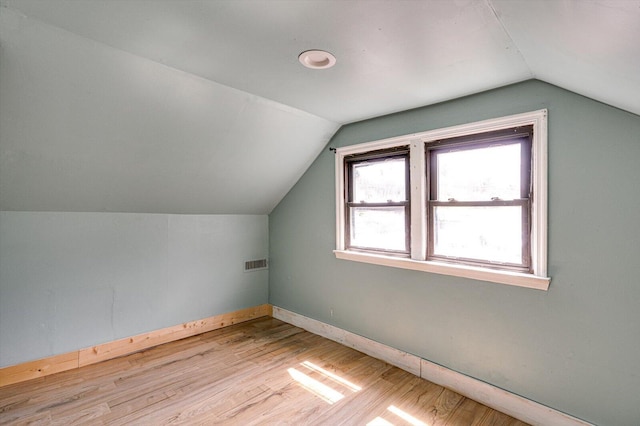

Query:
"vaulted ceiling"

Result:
[[1, 0, 639, 214]]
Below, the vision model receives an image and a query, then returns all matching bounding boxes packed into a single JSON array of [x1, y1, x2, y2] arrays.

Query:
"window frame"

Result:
[[426, 127, 533, 272], [344, 147, 411, 255], [334, 110, 550, 290]]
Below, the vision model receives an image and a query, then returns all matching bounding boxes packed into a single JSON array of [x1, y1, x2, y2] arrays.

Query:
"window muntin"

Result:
[[345, 150, 410, 254], [427, 128, 532, 271]]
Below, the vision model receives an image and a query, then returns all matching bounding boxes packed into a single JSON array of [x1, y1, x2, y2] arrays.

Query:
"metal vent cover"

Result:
[[244, 259, 268, 272]]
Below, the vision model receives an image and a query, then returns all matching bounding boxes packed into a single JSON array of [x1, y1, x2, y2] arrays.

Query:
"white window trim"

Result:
[[334, 109, 550, 291]]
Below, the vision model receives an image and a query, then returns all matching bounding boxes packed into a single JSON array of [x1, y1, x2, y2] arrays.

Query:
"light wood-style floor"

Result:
[[0, 317, 529, 425]]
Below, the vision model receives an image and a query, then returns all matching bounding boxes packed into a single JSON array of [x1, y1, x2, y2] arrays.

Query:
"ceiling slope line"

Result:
[[485, 0, 535, 79]]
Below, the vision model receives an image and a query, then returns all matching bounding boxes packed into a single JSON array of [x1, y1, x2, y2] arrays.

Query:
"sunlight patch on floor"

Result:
[[366, 404, 430, 426], [388, 405, 428, 426], [367, 417, 395, 426], [287, 359, 427, 426], [287, 359, 364, 404], [287, 368, 344, 404], [300, 360, 362, 392]]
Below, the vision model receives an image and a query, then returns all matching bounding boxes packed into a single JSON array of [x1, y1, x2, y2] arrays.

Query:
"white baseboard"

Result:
[[272, 306, 592, 426], [273, 305, 420, 376]]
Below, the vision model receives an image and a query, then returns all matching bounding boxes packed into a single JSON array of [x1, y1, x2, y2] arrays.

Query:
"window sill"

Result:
[[333, 250, 550, 291]]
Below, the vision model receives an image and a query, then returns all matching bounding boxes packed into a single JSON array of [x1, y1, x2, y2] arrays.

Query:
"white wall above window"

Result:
[[335, 110, 550, 290]]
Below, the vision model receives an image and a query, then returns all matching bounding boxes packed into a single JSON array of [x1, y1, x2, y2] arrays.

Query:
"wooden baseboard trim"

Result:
[[79, 304, 271, 367], [0, 304, 271, 388], [0, 352, 79, 388], [272, 306, 592, 426]]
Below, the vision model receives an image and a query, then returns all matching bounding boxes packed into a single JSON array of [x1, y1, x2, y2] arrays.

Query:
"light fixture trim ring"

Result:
[[298, 50, 336, 69]]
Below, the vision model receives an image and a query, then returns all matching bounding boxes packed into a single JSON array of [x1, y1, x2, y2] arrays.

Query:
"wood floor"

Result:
[[0, 317, 529, 425]]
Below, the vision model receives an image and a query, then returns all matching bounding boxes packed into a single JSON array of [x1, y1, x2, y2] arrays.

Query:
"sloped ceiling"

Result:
[[1, 0, 639, 214]]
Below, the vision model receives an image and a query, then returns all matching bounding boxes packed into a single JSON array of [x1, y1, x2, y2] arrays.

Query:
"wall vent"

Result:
[[244, 259, 268, 272]]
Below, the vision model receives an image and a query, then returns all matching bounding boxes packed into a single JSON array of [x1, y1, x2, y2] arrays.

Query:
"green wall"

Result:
[[0, 212, 268, 367], [269, 80, 640, 426]]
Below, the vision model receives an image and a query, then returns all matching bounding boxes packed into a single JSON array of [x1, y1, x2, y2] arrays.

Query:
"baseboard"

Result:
[[272, 305, 421, 377], [0, 304, 272, 387], [272, 306, 592, 426]]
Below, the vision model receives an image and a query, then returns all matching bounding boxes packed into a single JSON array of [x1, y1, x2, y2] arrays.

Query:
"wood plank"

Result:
[[0, 352, 77, 387], [384, 376, 452, 425], [50, 402, 111, 425], [444, 396, 493, 425], [1, 410, 52, 426]]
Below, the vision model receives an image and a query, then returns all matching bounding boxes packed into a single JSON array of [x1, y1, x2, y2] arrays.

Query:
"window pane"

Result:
[[436, 144, 521, 201], [350, 206, 406, 251], [353, 157, 406, 203], [432, 206, 523, 264]]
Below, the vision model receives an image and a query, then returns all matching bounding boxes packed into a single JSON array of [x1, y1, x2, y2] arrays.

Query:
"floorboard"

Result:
[[0, 317, 529, 425]]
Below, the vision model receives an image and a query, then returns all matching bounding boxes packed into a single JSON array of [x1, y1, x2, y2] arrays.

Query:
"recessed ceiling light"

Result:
[[298, 50, 336, 69]]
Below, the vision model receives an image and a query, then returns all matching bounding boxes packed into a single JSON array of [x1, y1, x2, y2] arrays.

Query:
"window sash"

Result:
[[345, 150, 410, 254], [346, 204, 411, 254], [427, 201, 531, 272], [426, 129, 533, 271]]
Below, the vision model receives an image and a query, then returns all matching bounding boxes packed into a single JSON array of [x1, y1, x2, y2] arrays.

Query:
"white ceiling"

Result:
[[1, 0, 639, 214]]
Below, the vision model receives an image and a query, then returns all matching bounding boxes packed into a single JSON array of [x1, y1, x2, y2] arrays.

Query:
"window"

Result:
[[427, 127, 532, 272], [345, 148, 410, 254], [335, 110, 549, 290]]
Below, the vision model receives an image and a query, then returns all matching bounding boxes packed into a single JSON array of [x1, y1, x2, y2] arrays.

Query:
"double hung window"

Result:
[[345, 148, 410, 254], [334, 110, 549, 290], [427, 127, 532, 272]]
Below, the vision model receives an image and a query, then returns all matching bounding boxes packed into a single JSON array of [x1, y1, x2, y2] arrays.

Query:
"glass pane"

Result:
[[350, 206, 406, 251], [353, 157, 406, 203], [436, 144, 521, 201], [432, 206, 523, 264]]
